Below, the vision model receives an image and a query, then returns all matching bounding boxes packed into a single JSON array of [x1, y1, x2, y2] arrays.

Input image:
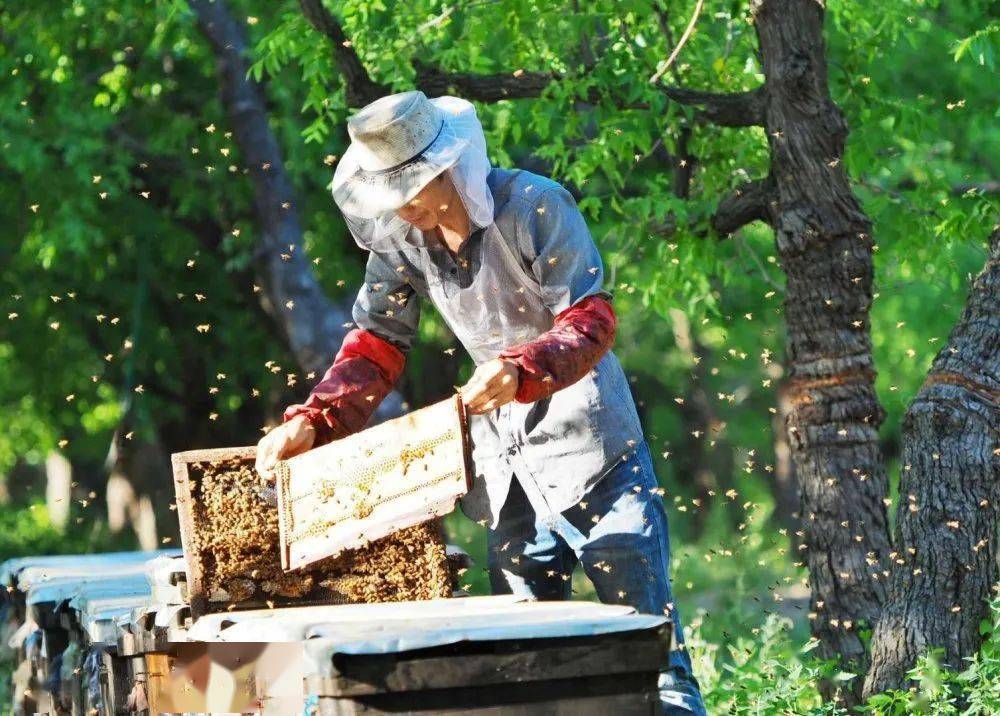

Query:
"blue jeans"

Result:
[[487, 441, 706, 715]]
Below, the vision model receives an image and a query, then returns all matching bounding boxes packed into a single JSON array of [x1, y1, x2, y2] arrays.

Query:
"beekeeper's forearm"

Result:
[[282, 328, 405, 446], [499, 295, 617, 403]]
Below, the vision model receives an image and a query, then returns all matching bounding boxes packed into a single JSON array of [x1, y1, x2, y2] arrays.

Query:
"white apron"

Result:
[[421, 223, 553, 365]]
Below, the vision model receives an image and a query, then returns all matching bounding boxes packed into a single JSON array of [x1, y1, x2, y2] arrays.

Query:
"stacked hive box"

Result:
[[0, 550, 178, 715], [57, 572, 157, 713]]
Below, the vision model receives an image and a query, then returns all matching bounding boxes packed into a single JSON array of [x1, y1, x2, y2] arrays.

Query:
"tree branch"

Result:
[[648, 0, 704, 85], [952, 180, 1000, 196], [414, 61, 555, 102], [663, 85, 767, 127], [294, 0, 764, 126], [298, 0, 551, 104], [413, 62, 767, 126], [672, 126, 696, 199], [297, 0, 389, 107], [711, 176, 777, 235]]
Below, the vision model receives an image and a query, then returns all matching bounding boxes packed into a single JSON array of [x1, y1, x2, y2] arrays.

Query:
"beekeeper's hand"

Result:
[[255, 415, 316, 480], [460, 359, 520, 414]]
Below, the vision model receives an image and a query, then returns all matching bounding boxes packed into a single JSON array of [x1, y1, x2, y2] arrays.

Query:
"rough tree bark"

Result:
[[190, 0, 402, 417], [864, 230, 1000, 696], [745, 1, 894, 701], [189, 0, 348, 374]]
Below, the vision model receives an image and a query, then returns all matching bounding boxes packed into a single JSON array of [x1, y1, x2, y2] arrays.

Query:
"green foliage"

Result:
[[864, 598, 1000, 714], [952, 23, 999, 69], [0, 0, 364, 484], [698, 615, 849, 714], [685, 592, 1000, 714], [2, 0, 994, 499], [0, 503, 135, 563]]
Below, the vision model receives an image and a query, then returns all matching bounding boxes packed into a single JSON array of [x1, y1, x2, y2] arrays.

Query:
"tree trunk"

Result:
[[769, 375, 800, 535], [105, 430, 171, 550], [45, 451, 72, 531], [190, 0, 403, 419], [864, 230, 1000, 696], [753, 0, 892, 700]]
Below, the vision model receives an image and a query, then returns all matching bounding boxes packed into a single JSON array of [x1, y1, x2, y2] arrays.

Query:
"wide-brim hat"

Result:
[[332, 91, 476, 220]]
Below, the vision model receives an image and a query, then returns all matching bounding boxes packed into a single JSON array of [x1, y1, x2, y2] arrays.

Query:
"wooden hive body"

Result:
[[171, 443, 453, 619]]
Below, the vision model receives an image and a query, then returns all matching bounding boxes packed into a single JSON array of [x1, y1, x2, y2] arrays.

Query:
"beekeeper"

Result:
[[256, 91, 705, 714]]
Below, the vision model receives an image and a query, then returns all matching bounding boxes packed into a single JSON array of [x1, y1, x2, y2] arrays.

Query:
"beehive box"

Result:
[[171, 447, 452, 619], [302, 597, 672, 715], [181, 596, 671, 716]]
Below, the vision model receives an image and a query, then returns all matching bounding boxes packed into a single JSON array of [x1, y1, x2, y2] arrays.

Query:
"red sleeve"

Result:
[[282, 328, 405, 446], [498, 295, 617, 404]]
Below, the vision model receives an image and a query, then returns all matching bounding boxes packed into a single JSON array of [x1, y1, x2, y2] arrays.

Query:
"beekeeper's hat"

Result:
[[332, 90, 492, 227]]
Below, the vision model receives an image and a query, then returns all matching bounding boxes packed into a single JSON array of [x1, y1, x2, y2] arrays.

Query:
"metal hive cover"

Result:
[[276, 395, 472, 571]]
